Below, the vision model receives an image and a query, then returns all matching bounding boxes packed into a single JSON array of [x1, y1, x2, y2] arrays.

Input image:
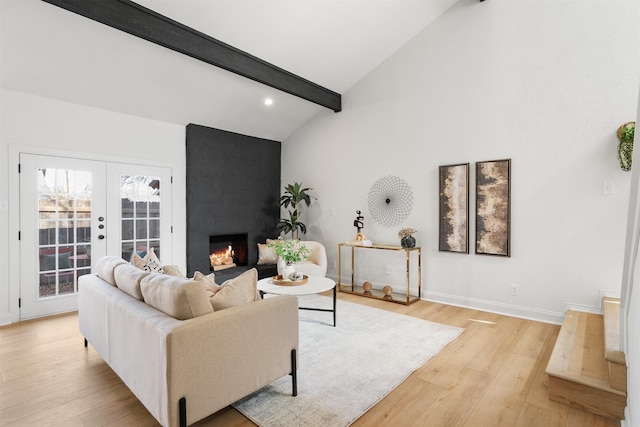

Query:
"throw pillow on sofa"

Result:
[[131, 247, 163, 272], [190, 269, 258, 311], [192, 271, 221, 295], [131, 247, 183, 276], [209, 268, 259, 311], [257, 239, 278, 265]]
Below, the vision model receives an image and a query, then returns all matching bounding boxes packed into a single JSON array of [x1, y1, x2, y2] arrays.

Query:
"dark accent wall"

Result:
[[186, 124, 281, 276]]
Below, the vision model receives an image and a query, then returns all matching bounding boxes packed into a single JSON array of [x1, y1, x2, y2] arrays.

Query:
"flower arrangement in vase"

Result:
[[268, 239, 310, 279]]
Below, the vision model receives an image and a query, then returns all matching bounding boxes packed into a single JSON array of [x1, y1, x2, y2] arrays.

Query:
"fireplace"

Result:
[[209, 233, 248, 271]]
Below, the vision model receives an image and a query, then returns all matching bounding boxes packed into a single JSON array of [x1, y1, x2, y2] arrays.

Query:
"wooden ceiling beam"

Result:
[[41, 0, 342, 112]]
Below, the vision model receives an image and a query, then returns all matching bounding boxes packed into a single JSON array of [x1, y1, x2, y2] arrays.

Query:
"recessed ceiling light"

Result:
[[264, 98, 273, 106]]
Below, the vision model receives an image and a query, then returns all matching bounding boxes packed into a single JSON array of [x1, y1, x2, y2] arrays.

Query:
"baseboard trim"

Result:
[[600, 289, 621, 300], [0, 312, 17, 326], [421, 290, 565, 324], [564, 302, 602, 315], [330, 274, 602, 325], [564, 289, 621, 315]]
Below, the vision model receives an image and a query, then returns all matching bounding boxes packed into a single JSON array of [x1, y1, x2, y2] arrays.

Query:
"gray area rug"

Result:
[[233, 294, 464, 426]]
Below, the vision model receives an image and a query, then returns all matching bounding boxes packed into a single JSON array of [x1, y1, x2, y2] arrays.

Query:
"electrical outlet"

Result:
[[331, 260, 337, 270], [385, 267, 392, 275], [510, 284, 520, 296]]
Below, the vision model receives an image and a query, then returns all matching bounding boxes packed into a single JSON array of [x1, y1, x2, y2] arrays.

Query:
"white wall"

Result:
[[0, 89, 186, 324], [282, 0, 640, 323]]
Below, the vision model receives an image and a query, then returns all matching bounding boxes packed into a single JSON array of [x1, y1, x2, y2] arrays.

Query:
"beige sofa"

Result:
[[79, 256, 299, 427]]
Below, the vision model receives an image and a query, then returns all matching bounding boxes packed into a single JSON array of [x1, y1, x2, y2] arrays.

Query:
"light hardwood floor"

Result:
[[0, 292, 621, 427]]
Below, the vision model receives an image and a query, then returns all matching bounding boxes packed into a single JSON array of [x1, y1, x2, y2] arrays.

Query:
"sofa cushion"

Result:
[[114, 263, 151, 300], [96, 256, 128, 286], [209, 268, 258, 311], [140, 274, 214, 320]]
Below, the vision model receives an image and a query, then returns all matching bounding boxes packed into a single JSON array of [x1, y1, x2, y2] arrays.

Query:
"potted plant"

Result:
[[278, 182, 315, 239], [617, 122, 635, 171]]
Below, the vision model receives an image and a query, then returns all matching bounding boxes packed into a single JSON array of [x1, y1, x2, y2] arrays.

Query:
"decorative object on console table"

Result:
[[348, 210, 372, 246], [277, 182, 316, 239], [398, 227, 417, 248], [616, 121, 635, 171], [475, 159, 511, 257], [362, 281, 372, 296], [439, 163, 469, 254], [367, 175, 414, 227]]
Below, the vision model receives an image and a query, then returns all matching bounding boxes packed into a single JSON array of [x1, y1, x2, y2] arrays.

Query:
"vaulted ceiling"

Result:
[[1, 0, 458, 141]]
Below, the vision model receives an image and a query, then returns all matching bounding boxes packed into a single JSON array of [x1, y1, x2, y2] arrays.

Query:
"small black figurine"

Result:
[[353, 210, 367, 242]]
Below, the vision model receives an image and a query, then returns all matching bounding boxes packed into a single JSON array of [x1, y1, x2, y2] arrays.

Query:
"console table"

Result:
[[337, 242, 421, 305]]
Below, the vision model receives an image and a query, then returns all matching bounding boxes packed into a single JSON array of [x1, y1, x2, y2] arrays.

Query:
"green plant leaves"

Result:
[[278, 181, 315, 239]]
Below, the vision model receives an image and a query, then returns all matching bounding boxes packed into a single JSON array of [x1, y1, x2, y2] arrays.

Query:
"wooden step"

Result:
[[545, 310, 626, 420], [603, 297, 627, 392]]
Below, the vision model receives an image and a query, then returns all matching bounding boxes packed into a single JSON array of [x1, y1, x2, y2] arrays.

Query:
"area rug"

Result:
[[233, 294, 464, 426]]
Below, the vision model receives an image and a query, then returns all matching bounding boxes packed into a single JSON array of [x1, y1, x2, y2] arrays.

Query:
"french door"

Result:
[[19, 154, 171, 319]]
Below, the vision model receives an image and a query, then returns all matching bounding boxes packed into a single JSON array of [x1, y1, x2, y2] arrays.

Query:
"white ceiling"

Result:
[[1, 0, 457, 141]]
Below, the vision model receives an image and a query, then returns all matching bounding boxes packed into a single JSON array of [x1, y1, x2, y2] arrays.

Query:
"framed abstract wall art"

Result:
[[439, 163, 469, 253], [475, 159, 511, 257]]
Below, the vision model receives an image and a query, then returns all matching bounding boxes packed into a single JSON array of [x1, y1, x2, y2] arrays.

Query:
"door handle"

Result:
[[98, 235, 105, 240]]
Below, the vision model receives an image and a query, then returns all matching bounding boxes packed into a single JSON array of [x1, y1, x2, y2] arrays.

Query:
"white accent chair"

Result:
[[277, 241, 327, 277]]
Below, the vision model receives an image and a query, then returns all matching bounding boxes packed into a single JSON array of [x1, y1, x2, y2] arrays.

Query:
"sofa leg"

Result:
[[84, 338, 88, 348], [179, 397, 186, 427], [290, 348, 297, 397]]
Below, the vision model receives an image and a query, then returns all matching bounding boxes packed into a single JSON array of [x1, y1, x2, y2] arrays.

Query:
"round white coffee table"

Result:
[[257, 276, 337, 327]]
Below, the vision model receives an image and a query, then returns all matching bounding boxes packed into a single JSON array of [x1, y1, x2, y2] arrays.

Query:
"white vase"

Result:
[[282, 264, 295, 280]]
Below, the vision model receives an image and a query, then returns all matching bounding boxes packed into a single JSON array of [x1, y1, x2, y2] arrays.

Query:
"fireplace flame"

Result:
[[209, 245, 236, 269]]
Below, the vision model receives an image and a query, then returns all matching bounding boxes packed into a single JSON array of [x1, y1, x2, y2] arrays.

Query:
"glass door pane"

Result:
[[37, 168, 92, 298], [120, 175, 162, 260]]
